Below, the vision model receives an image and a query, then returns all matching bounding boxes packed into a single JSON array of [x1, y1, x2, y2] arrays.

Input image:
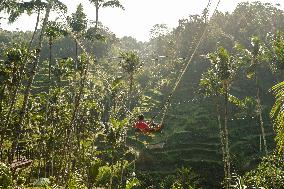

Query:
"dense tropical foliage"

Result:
[[0, 1, 284, 188]]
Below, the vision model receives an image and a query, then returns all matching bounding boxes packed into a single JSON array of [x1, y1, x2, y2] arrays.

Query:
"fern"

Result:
[[270, 81, 284, 153]]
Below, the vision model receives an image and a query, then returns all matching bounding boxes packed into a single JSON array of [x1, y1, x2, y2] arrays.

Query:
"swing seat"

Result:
[[146, 142, 166, 149], [135, 123, 164, 135]]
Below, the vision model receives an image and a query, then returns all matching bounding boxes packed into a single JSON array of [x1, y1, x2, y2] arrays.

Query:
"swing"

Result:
[[134, 114, 164, 135], [129, 0, 221, 149], [133, 0, 220, 137]]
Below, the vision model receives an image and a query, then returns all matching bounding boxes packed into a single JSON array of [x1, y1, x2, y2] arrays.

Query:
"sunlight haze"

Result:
[[0, 0, 283, 41]]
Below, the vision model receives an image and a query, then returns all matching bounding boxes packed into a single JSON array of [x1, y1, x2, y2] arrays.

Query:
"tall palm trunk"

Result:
[[216, 101, 226, 185], [128, 74, 133, 110], [0, 85, 6, 120], [45, 36, 53, 124], [95, 1, 99, 32], [75, 41, 78, 69], [223, 81, 230, 188], [48, 37, 53, 89], [44, 35, 53, 178], [5, 9, 41, 129], [256, 76, 268, 155], [0, 85, 7, 148], [10, 1, 53, 163]]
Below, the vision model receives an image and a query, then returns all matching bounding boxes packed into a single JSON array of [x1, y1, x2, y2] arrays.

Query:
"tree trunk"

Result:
[[0, 85, 6, 120], [45, 36, 53, 124], [75, 40, 78, 69], [95, 1, 99, 32], [128, 74, 133, 110], [43, 36, 53, 179], [216, 102, 226, 184], [223, 81, 230, 188], [49, 37, 52, 88], [0, 85, 7, 148], [256, 77, 268, 155]]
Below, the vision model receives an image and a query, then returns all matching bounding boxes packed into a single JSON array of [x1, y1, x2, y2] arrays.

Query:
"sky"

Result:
[[0, 0, 283, 41]]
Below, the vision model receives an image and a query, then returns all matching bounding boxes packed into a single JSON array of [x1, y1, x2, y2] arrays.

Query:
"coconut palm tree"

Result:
[[246, 36, 268, 155], [200, 47, 238, 188], [120, 51, 142, 110], [89, 0, 124, 32]]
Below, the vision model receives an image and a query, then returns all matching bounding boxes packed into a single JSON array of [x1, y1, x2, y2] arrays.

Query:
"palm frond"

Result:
[[270, 81, 284, 153]]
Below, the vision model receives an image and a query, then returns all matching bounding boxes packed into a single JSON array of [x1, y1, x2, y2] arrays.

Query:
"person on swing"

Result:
[[134, 114, 163, 134]]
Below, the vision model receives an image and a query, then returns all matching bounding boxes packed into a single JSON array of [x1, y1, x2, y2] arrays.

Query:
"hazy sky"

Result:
[[0, 0, 283, 41]]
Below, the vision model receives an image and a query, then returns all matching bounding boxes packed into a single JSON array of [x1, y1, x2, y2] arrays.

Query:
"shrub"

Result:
[[0, 162, 13, 189]]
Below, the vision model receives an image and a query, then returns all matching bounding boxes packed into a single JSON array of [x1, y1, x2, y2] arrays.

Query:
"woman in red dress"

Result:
[[134, 114, 163, 134]]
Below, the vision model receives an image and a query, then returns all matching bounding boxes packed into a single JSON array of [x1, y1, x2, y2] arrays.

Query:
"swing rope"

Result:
[[152, 0, 221, 125]]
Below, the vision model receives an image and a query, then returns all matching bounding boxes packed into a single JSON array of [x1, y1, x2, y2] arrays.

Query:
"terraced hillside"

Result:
[[133, 103, 275, 188]]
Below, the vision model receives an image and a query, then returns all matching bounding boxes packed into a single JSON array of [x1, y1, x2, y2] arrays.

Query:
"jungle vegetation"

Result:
[[0, 0, 284, 188]]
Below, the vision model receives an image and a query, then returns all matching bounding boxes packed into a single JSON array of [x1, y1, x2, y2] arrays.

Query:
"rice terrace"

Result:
[[0, 0, 284, 188]]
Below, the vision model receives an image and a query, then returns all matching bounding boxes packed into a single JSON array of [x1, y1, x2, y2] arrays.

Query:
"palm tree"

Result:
[[200, 47, 237, 188], [247, 36, 268, 155], [270, 81, 284, 154], [120, 51, 141, 110], [89, 0, 124, 32]]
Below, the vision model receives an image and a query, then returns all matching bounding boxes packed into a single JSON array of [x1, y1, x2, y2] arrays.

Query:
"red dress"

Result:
[[134, 121, 150, 132]]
